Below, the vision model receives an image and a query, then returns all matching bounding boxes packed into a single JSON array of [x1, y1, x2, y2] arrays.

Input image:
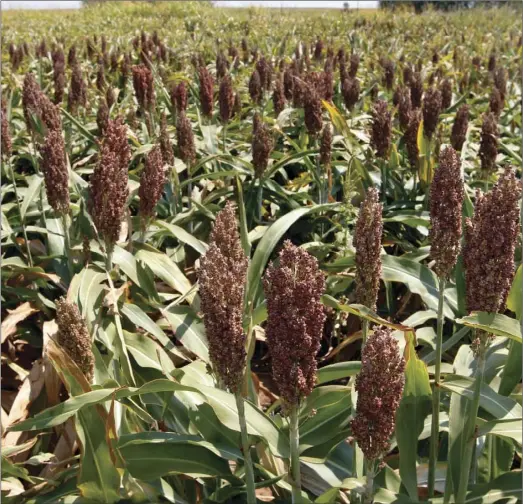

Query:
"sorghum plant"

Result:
[[427, 147, 464, 496], [198, 203, 255, 503], [263, 241, 325, 503], [88, 118, 130, 270], [351, 327, 405, 504]]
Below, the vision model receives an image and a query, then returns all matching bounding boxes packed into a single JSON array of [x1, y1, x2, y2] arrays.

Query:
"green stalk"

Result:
[[7, 159, 33, 267], [234, 392, 256, 504], [428, 277, 446, 497], [362, 319, 369, 346], [455, 336, 487, 503], [363, 460, 376, 504], [187, 161, 193, 233], [289, 404, 302, 504], [256, 179, 263, 223], [380, 157, 387, 203], [61, 212, 74, 278], [105, 243, 113, 274]]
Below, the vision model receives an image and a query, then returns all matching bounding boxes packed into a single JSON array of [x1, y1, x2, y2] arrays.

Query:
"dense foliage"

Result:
[[1, 2, 522, 503]]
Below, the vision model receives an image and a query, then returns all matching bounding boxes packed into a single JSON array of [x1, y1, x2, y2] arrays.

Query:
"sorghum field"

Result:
[[1, 2, 522, 503]]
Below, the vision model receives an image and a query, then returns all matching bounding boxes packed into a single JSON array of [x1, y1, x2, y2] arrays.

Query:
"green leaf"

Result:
[[135, 244, 193, 300], [432, 470, 522, 503], [8, 379, 200, 432], [245, 204, 338, 309], [299, 386, 351, 451], [120, 303, 168, 344], [507, 265, 522, 319], [322, 295, 415, 334], [442, 375, 522, 420], [316, 361, 361, 385], [456, 312, 521, 342], [155, 220, 208, 255], [477, 419, 522, 445], [20, 174, 43, 221], [395, 331, 432, 500], [118, 433, 234, 479], [180, 385, 289, 459], [161, 306, 209, 362], [45, 340, 121, 503], [381, 255, 457, 318]]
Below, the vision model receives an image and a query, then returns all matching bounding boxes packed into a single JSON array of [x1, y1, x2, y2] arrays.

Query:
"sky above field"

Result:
[[3, 0, 378, 10]]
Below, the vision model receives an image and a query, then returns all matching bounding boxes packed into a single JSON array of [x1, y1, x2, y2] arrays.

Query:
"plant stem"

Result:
[[362, 319, 369, 346], [105, 244, 113, 273], [380, 157, 387, 203], [257, 179, 263, 223], [289, 404, 302, 504], [364, 459, 375, 504], [8, 159, 33, 267], [235, 392, 256, 504], [428, 277, 446, 497], [61, 212, 74, 278], [455, 336, 487, 503]]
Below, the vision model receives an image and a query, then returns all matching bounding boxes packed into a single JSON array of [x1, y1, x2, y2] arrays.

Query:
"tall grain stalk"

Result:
[[427, 147, 464, 496], [428, 277, 446, 497], [235, 393, 257, 504], [289, 405, 302, 503]]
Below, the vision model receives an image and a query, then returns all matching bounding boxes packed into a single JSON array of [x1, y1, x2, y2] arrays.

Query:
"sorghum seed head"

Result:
[[430, 147, 464, 279], [370, 99, 391, 159], [488, 53, 496, 72], [68, 64, 87, 114], [354, 187, 383, 312], [464, 167, 522, 314], [88, 118, 130, 249], [96, 99, 109, 136], [159, 113, 174, 166], [489, 87, 503, 118], [216, 51, 229, 80], [403, 65, 413, 86], [404, 109, 421, 170], [39, 94, 62, 133], [219, 74, 234, 123], [233, 92, 242, 118], [263, 240, 326, 407], [319, 123, 332, 169], [40, 129, 69, 215], [272, 74, 286, 116], [198, 66, 214, 118], [252, 113, 273, 178], [199, 202, 249, 392], [422, 87, 442, 139], [176, 112, 196, 166], [96, 58, 106, 92], [56, 298, 95, 382], [410, 71, 423, 109], [132, 64, 155, 110], [314, 39, 324, 61], [349, 53, 359, 78], [440, 78, 452, 110], [493, 68, 506, 101], [283, 69, 294, 101], [479, 112, 498, 176], [249, 69, 263, 105], [342, 76, 360, 111], [397, 86, 412, 131], [381, 58, 394, 90], [351, 326, 405, 462], [303, 82, 323, 135], [1, 99, 12, 159], [322, 67, 334, 102], [22, 73, 42, 132], [450, 105, 469, 151], [172, 81, 188, 113], [139, 145, 165, 224]]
